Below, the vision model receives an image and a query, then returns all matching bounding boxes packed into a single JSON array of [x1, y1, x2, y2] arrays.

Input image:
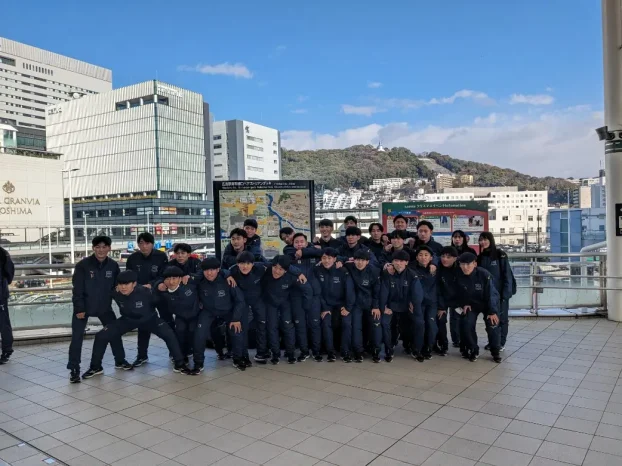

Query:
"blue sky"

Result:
[[3, 0, 604, 177]]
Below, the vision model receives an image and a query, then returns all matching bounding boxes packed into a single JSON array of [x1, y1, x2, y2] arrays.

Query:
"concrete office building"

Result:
[[549, 208, 606, 261], [212, 120, 281, 181], [46, 80, 214, 236], [0, 37, 112, 150]]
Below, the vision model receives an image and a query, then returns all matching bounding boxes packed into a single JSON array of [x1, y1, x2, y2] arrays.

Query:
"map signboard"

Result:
[[381, 201, 489, 253], [214, 180, 315, 259]]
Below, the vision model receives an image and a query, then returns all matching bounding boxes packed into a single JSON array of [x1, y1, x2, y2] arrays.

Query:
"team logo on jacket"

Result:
[[491, 261, 497, 266], [136, 265, 141, 271], [105, 271, 113, 278], [333, 277, 340, 284], [89, 270, 95, 279], [319, 275, 324, 282], [282, 284, 289, 289], [475, 284, 482, 290], [254, 279, 260, 284], [403, 280, 409, 286], [151, 265, 158, 273], [135, 301, 143, 308], [217, 290, 225, 298], [185, 289, 192, 297], [362, 280, 369, 286]]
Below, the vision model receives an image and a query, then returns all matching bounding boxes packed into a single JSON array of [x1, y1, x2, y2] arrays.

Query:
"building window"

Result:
[[502, 216, 508, 221], [0, 56, 16, 66], [515, 215, 521, 221], [273, 142, 277, 146], [500, 228, 506, 234], [273, 150, 277, 155], [274, 160, 278, 164], [143, 96, 154, 105], [214, 144, 222, 149], [246, 144, 263, 152], [214, 152, 222, 156], [246, 155, 263, 162], [215, 175, 223, 179], [509, 228, 515, 233], [528, 216, 534, 221], [214, 164, 223, 167], [248, 166, 264, 172], [157, 96, 169, 105], [246, 135, 263, 143], [213, 135, 222, 140], [115, 102, 127, 111], [274, 170, 278, 174]]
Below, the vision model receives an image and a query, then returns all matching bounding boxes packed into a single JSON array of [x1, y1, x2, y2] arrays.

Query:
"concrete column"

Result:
[[602, 0, 622, 321]]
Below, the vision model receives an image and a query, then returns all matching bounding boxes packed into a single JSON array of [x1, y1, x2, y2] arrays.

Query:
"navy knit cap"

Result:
[[458, 252, 477, 264], [162, 266, 184, 278], [392, 250, 411, 262], [117, 270, 138, 284], [201, 257, 221, 270]]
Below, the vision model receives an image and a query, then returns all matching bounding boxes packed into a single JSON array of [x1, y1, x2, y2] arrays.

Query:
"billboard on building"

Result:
[[214, 180, 315, 259], [381, 201, 489, 252]]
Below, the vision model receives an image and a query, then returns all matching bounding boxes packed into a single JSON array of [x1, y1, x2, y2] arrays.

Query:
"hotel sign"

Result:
[[1, 181, 41, 215], [157, 85, 183, 99]]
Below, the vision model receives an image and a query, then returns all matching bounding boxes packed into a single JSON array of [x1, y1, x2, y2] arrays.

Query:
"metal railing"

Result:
[[6, 252, 611, 334]]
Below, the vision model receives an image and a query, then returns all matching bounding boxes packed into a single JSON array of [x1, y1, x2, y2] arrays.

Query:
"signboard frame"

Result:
[[380, 201, 489, 253], [213, 180, 315, 260]]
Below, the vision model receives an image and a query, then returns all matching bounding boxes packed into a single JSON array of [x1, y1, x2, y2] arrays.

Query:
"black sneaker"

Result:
[[233, 359, 246, 371], [439, 349, 448, 357], [254, 354, 268, 364], [412, 352, 425, 363], [82, 366, 103, 379], [423, 352, 432, 360], [0, 350, 13, 365], [297, 352, 310, 362], [452, 342, 460, 348], [193, 364, 204, 373], [186, 368, 202, 376], [372, 353, 381, 363], [313, 354, 323, 362], [287, 355, 297, 364], [327, 352, 337, 362], [217, 352, 231, 361], [270, 355, 280, 365], [69, 368, 81, 384], [354, 353, 363, 363], [469, 351, 479, 362], [342, 355, 352, 363], [493, 354, 503, 363], [115, 360, 133, 371], [484, 344, 491, 351], [384, 353, 394, 363], [132, 356, 148, 367], [243, 357, 253, 368], [173, 364, 191, 374], [402, 347, 412, 355], [461, 351, 469, 359]]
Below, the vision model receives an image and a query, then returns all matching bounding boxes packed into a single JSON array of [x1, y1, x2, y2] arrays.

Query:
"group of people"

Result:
[[0, 214, 516, 383]]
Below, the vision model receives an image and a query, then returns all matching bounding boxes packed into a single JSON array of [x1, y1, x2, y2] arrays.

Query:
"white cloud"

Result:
[[373, 89, 494, 111], [291, 109, 308, 114], [510, 93, 555, 105], [297, 95, 309, 103], [368, 81, 383, 88], [341, 104, 383, 117], [546, 87, 554, 92], [178, 63, 253, 79], [282, 107, 603, 177]]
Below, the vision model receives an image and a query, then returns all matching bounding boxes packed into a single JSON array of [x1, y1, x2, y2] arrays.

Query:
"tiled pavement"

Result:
[[2, 319, 622, 465]]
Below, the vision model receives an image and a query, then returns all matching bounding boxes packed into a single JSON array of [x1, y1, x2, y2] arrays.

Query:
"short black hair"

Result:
[[92, 235, 112, 247], [293, 232, 307, 241], [368, 222, 384, 234], [173, 243, 192, 254], [345, 226, 362, 236], [243, 218, 258, 229], [272, 254, 291, 270], [353, 250, 370, 261], [416, 245, 433, 255], [344, 215, 358, 225], [319, 219, 334, 228], [117, 270, 138, 284], [393, 214, 408, 224], [230, 228, 247, 238], [390, 230, 409, 240], [417, 220, 434, 231], [137, 232, 155, 244], [279, 227, 294, 237], [201, 257, 221, 270], [163, 266, 184, 278], [441, 246, 459, 258], [322, 248, 339, 258], [236, 251, 255, 264], [392, 250, 411, 262]]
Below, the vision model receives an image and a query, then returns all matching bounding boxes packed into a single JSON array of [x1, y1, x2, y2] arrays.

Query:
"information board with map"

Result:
[[214, 180, 315, 259]]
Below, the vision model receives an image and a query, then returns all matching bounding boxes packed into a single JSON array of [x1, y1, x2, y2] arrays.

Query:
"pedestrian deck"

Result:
[[2, 318, 622, 466]]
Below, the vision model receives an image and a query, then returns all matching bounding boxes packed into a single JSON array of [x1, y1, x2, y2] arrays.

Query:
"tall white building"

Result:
[[0, 37, 112, 150], [212, 120, 281, 181]]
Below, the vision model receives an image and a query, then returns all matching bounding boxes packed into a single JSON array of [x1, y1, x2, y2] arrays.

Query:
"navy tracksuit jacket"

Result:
[[412, 263, 438, 352]]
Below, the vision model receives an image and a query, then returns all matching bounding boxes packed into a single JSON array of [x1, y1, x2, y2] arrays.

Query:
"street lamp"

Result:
[[46, 205, 53, 283], [537, 208, 541, 252], [61, 167, 79, 264], [84, 213, 89, 256]]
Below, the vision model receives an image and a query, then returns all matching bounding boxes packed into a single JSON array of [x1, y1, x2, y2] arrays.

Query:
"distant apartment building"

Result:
[[0, 37, 112, 150], [435, 174, 455, 191], [212, 120, 281, 181], [459, 174, 474, 185], [369, 178, 412, 190]]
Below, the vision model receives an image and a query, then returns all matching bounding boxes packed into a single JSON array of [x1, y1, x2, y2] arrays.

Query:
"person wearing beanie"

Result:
[[68, 235, 130, 383], [344, 249, 382, 362], [337, 226, 379, 268], [81, 270, 189, 380], [156, 266, 200, 363], [284, 233, 324, 362], [125, 231, 169, 368], [314, 219, 342, 249], [262, 255, 313, 365], [169, 243, 202, 276], [313, 247, 356, 362], [191, 257, 247, 373], [456, 251, 502, 363], [243, 218, 264, 259], [436, 246, 460, 354], [378, 249, 424, 363], [411, 245, 438, 362]]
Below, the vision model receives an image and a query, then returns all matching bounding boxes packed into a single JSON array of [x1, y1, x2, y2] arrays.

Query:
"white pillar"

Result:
[[602, 0, 622, 321]]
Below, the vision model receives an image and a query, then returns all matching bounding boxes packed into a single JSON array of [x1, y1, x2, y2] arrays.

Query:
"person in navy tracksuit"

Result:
[[379, 230, 416, 268], [156, 266, 200, 363], [262, 255, 313, 364], [313, 219, 342, 249], [436, 246, 460, 355], [412, 221, 444, 260], [412, 245, 438, 360], [125, 232, 169, 366], [337, 227, 379, 268], [82, 270, 189, 380], [284, 233, 324, 361], [364, 223, 386, 262], [345, 250, 381, 363], [456, 252, 502, 363], [451, 230, 478, 256], [313, 248, 356, 362], [68, 236, 130, 383], [279, 227, 296, 248], [0, 246, 15, 365], [379, 250, 424, 363], [192, 257, 246, 373], [168, 243, 202, 276], [477, 232, 513, 350], [243, 218, 264, 258]]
